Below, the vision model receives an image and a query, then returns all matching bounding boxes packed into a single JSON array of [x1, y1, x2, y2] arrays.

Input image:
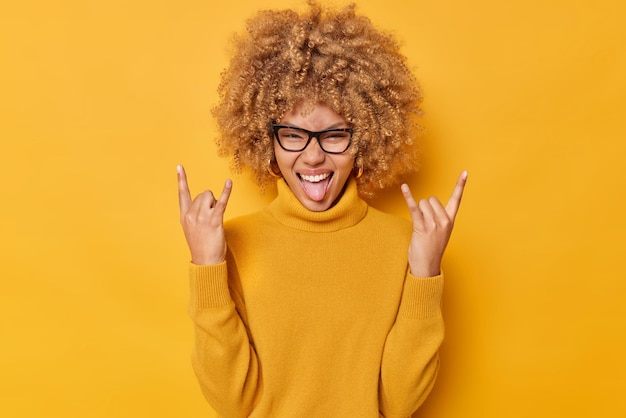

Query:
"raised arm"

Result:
[[178, 165, 262, 416], [379, 172, 467, 416]]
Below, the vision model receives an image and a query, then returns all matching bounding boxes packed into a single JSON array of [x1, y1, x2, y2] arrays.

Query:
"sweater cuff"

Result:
[[189, 262, 232, 309], [397, 274, 444, 319]]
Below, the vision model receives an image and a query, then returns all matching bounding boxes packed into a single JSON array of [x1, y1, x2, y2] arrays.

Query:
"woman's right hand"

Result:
[[177, 165, 232, 265]]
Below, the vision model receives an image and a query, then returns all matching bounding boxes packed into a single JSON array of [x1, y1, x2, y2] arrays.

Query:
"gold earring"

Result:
[[268, 159, 282, 178], [353, 159, 363, 179]]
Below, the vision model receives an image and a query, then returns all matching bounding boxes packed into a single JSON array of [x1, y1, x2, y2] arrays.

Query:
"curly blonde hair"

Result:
[[212, 0, 423, 198]]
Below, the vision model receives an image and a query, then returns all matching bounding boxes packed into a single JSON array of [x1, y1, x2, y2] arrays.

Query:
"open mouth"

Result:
[[298, 172, 333, 201], [299, 172, 332, 183]]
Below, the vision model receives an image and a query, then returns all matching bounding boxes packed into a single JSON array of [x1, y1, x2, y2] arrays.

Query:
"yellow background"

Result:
[[2, 0, 625, 417]]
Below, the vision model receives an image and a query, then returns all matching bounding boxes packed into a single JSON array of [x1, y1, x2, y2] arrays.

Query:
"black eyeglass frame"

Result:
[[271, 124, 354, 154]]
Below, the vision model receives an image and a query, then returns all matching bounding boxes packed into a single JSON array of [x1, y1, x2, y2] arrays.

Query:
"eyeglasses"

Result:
[[271, 124, 353, 154]]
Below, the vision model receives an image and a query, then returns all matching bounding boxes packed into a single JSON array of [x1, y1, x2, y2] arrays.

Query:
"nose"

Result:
[[300, 136, 326, 165]]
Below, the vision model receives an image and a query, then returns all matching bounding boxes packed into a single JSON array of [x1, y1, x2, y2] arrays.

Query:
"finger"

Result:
[[177, 165, 192, 215], [419, 198, 436, 227], [445, 170, 468, 221], [213, 179, 233, 214], [428, 196, 449, 224], [401, 183, 418, 212], [185, 190, 216, 222], [401, 184, 425, 226], [195, 190, 216, 210]]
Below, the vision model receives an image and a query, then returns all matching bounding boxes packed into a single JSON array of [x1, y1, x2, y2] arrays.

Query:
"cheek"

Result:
[[273, 143, 289, 167], [274, 150, 297, 173], [336, 156, 355, 176]]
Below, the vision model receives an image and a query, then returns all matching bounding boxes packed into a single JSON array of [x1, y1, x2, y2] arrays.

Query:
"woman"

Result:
[[177, 2, 467, 417]]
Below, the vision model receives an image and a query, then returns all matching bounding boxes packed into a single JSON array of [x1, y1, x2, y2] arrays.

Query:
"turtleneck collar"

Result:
[[265, 177, 368, 232]]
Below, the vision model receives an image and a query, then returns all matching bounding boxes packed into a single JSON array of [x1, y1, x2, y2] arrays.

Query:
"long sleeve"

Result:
[[378, 274, 445, 418], [186, 180, 446, 416], [188, 262, 262, 418]]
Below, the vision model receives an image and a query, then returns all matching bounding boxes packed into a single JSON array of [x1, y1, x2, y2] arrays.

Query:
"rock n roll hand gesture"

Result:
[[400, 171, 468, 278], [177, 165, 233, 265], [178, 164, 466, 272]]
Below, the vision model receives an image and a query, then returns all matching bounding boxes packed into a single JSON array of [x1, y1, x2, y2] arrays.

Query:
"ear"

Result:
[[268, 158, 282, 178], [352, 155, 363, 179]]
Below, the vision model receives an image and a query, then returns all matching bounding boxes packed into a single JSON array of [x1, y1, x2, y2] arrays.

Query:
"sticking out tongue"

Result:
[[301, 175, 332, 201]]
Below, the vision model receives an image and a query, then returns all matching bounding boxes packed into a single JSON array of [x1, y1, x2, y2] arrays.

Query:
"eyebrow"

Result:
[[280, 122, 349, 130]]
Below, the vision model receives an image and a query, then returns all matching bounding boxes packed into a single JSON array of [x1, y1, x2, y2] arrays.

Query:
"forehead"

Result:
[[281, 102, 347, 130]]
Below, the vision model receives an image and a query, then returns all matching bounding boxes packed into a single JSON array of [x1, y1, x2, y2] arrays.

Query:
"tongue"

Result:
[[302, 177, 330, 201]]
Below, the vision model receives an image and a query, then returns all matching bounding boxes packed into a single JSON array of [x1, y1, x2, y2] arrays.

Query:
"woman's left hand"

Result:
[[401, 171, 468, 278]]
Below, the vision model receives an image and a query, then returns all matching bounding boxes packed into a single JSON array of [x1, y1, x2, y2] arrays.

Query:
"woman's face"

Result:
[[273, 102, 355, 212]]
